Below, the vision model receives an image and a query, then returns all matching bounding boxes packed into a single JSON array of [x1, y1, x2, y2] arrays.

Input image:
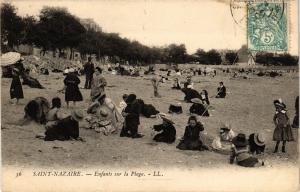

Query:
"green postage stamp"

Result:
[[248, 2, 288, 52]]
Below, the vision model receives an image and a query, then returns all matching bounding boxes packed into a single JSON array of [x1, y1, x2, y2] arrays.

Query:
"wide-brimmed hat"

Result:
[[232, 133, 248, 147], [71, 109, 84, 121], [254, 133, 265, 146], [273, 99, 286, 109], [1, 52, 21, 66], [161, 115, 174, 124], [191, 98, 202, 104]]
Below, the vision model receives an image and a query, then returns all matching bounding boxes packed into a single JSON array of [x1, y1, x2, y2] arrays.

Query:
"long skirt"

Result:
[[273, 124, 294, 141], [65, 85, 83, 102], [10, 77, 24, 99], [153, 133, 175, 144], [177, 139, 206, 151]]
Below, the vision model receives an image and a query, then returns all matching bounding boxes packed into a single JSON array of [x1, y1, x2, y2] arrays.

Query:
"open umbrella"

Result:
[[1, 52, 21, 66]]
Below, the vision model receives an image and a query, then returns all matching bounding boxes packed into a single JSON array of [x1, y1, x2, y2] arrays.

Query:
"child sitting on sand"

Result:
[[230, 133, 264, 167], [176, 116, 208, 151], [152, 115, 176, 144]]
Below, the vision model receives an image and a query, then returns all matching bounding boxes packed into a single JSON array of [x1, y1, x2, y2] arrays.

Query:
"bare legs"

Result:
[[274, 141, 286, 153]]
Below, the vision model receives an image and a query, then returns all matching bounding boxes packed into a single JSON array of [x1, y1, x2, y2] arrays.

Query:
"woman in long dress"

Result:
[[64, 69, 83, 107], [10, 68, 24, 104]]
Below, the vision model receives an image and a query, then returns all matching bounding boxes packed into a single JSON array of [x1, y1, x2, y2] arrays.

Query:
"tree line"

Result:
[[1, 3, 298, 66]]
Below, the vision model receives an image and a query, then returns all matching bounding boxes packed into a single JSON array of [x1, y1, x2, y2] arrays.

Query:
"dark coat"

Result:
[[248, 133, 265, 154], [176, 123, 205, 150], [124, 100, 140, 128], [64, 73, 83, 102], [44, 116, 79, 141], [217, 86, 226, 98], [153, 123, 176, 143], [84, 62, 95, 77], [181, 88, 201, 102], [189, 103, 209, 116], [10, 75, 24, 99]]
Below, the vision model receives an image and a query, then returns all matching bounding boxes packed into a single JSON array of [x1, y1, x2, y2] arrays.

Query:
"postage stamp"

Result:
[[247, 2, 288, 52]]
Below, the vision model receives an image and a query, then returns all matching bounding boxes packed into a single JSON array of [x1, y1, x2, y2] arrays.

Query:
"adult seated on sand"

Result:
[[88, 93, 123, 134], [181, 87, 201, 103], [22, 70, 45, 89], [176, 116, 209, 151], [152, 115, 176, 144], [230, 133, 264, 167], [211, 124, 235, 155], [248, 133, 265, 155], [23, 97, 50, 125], [216, 82, 226, 98], [44, 109, 84, 141], [189, 98, 209, 117]]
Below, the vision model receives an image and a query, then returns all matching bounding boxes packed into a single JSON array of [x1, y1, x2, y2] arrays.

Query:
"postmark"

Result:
[[247, 1, 288, 52], [230, 0, 248, 29]]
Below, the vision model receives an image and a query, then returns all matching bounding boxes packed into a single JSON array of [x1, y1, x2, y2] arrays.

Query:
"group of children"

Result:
[[8, 57, 297, 168]]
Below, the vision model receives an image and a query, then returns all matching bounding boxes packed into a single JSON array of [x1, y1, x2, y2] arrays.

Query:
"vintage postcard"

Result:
[[1, 0, 299, 191]]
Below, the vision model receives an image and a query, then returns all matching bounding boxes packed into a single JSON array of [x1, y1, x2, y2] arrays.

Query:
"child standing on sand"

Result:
[[10, 68, 24, 105], [272, 99, 294, 153], [151, 76, 161, 97]]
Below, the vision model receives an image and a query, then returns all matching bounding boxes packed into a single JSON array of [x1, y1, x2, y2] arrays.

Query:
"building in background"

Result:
[[79, 18, 102, 32]]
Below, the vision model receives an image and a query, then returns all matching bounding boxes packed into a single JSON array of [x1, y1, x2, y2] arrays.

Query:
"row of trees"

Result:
[[1, 3, 298, 66], [255, 52, 298, 66]]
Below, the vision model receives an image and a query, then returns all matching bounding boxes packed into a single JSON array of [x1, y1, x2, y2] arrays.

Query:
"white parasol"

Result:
[[1, 52, 21, 66]]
